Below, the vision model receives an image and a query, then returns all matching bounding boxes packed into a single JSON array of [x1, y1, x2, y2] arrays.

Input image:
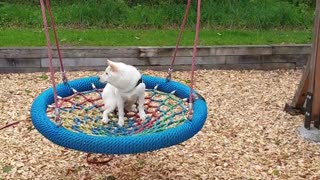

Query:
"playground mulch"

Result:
[[1, 69, 320, 179]]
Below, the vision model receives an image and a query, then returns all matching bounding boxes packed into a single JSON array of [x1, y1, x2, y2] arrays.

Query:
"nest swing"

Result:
[[31, 0, 207, 155]]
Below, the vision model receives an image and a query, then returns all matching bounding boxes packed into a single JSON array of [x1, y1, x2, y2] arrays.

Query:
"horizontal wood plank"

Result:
[[272, 45, 311, 55], [0, 45, 312, 73]]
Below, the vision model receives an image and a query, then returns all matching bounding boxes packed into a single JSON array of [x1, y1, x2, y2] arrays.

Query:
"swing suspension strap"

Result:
[[45, 0, 68, 83], [40, 0, 201, 123], [40, 0, 67, 125], [188, 0, 201, 119], [167, 0, 192, 81], [167, 0, 202, 119]]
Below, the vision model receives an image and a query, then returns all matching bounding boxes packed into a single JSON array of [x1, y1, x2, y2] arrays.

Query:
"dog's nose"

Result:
[[97, 76, 100, 80]]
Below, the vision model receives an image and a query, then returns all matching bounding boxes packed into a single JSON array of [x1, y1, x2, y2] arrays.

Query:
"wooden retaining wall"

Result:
[[0, 44, 311, 73]]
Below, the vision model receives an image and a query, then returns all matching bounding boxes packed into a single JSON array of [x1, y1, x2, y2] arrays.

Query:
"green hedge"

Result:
[[0, 0, 315, 29]]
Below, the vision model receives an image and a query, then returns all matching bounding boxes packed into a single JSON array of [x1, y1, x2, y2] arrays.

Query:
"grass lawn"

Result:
[[0, 28, 312, 47]]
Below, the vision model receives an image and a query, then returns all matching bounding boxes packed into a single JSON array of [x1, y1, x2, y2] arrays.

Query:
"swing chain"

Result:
[[187, 103, 194, 120], [187, 92, 205, 120], [54, 107, 62, 126], [61, 70, 68, 84], [166, 68, 173, 81], [187, 93, 197, 120]]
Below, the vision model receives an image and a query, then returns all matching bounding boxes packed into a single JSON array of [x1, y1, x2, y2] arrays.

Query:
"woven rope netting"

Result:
[[46, 85, 189, 136]]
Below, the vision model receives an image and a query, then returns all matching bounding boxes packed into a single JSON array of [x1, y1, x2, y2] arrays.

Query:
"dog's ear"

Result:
[[107, 59, 113, 65], [107, 59, 117, 72]]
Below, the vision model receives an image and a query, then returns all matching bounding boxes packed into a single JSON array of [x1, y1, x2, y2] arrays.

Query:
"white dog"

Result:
[[98, 60, 146, 127]]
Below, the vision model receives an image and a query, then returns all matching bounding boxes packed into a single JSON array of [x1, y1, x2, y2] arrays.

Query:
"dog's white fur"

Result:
[[98, 60, 146, 127]]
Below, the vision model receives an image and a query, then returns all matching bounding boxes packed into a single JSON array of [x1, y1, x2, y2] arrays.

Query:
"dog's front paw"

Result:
[[102, 116, 109, 124], [118, 119, 124, 127], [139, 111, 146, 121]]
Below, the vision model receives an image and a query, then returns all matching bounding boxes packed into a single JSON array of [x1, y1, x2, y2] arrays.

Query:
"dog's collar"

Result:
[[120, 77, 143, 93], [135, 77, 143, 87]]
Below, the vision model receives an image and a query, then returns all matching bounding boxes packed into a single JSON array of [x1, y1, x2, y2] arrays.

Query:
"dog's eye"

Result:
[[105, 72, 108, 75]]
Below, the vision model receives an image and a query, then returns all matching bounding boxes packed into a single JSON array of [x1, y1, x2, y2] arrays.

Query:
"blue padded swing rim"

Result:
[[31, 75, 208, 155]]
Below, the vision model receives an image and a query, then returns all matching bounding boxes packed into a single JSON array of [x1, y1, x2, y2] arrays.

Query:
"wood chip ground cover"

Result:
[[1, 69, 320, 179]]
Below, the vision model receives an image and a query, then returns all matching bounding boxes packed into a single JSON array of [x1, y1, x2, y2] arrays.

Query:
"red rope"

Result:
[[189, 0, 201, 113], [45, 0, 67, 82], [167, 0, 192, 80], [40, 0, 60, 123]]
